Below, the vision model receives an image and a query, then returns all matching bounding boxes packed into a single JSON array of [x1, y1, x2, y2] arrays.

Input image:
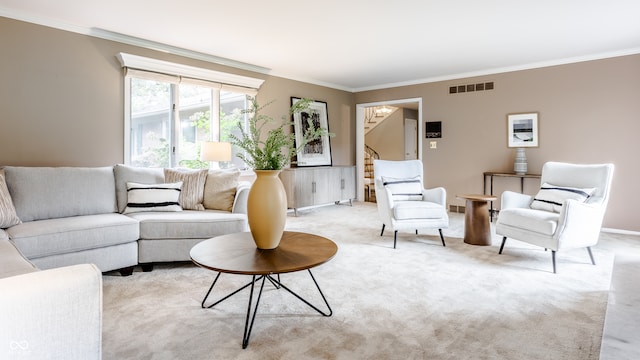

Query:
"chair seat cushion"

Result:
[[393, 201, 444, 220], [498, 208, 559, 236]]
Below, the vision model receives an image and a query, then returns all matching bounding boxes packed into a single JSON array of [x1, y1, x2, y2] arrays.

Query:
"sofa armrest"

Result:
[[0, 264, 102, 360], [231, 181, 251, 214]]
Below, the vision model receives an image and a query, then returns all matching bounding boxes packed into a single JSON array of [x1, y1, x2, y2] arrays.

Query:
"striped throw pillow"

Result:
[[0, 169, 21, 228], [124, 181, 183, 214], [164, 168, 208, 210], [382, 175, 423, 201], [530, 182, 595, 213]]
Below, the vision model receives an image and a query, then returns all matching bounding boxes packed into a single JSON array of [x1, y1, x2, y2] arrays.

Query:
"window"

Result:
[[119, 53, 263, 169]]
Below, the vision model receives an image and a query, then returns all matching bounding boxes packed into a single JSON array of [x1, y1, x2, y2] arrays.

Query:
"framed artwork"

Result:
[[507, 112, 539, 147], [291, 97, 332, 167]]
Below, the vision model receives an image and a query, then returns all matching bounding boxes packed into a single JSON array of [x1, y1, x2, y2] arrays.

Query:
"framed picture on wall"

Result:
[[507, 112, 539, 147], [291, 97, 332, 167]]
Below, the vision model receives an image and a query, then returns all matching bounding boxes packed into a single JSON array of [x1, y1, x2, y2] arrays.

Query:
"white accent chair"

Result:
[[374, 159, 448, 248], [496, 161, 614, 273]]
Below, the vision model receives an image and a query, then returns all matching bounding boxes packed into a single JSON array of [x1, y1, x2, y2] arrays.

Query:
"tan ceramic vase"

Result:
[[247, 170, 287, 249]]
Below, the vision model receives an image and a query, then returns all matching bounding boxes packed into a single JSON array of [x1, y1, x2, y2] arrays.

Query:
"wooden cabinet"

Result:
[[280, 166, 355, 215]]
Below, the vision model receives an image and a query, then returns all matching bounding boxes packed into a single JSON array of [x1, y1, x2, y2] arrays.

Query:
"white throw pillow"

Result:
[[530, 182, 595, 213], [124, 181, 183, 214], [381, 175, 423, 201]]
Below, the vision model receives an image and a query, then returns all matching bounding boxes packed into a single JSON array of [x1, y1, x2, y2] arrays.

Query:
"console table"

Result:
[[483, 172, 541, 221]]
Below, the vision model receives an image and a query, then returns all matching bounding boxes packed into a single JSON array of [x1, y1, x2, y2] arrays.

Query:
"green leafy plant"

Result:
[[228, 96, 332, 170]]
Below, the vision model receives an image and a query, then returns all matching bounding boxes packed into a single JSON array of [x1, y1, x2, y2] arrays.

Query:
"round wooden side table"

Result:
[[456, 194, 497, 246]]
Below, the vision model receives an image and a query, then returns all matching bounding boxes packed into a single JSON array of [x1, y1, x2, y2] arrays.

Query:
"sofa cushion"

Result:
[[393, 201, 443, 220], [382, 175, 423, 201], [114, 164, 165, 213], [3, 166, 118, 222], [128, 210, 248, 239], [203, 169, 239, 212], [7, 214, 140, 259], [164, 168, 208, 210], [530, 182, 595, 213], [124, 182, 183, 214], [0, 239, 38, 279], [0, 170, 21, 228]]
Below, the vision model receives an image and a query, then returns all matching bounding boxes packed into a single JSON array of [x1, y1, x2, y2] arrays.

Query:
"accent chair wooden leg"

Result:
[[498, 237, 507, 254], [552, 251, 557, 274], [587, 247, 596, 265], [393, 230, 398, 249], [380, 224, 385, 236], [438, 229, 446, 247]]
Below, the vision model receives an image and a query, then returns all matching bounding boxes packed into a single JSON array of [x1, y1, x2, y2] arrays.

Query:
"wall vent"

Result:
[[449, 81, 494, 94]]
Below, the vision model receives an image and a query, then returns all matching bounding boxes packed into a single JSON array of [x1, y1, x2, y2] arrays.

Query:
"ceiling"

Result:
[[1, 0, 640, 92]]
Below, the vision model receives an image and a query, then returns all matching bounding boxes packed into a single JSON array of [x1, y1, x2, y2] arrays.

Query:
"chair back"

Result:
[[540, 161, 614, 206], [373, 160, 424, 188]]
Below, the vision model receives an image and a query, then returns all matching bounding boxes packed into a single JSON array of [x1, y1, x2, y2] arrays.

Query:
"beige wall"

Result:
[[355, 54, 640, 231], [1, 16, 638, 232], [0, 17, 354, 169]]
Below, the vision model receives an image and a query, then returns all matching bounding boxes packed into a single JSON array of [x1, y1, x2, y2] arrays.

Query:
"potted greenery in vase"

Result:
[[228, 96, 331, 249]]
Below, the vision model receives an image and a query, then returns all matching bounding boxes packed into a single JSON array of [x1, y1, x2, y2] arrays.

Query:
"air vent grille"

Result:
[[449, 81, 494, 94]]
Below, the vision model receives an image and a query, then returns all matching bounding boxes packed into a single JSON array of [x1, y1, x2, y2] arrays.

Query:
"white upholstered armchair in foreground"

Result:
[[373, 159, 448, 249], [496, 161, 614, 273]]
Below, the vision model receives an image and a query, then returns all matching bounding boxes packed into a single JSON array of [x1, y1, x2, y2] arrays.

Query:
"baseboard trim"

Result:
[[602, 227, 640, 236]]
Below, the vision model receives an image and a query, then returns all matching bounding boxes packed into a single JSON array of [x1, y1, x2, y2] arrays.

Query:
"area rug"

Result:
[[102, 203, 613, 360]]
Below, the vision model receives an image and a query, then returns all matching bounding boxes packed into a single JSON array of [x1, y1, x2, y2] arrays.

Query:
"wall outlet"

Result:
[[430, 141, 437, 149]]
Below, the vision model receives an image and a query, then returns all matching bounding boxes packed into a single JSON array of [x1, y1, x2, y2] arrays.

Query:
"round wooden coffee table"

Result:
[[190, 231, 338, 348], [456, 194, 497, 246]]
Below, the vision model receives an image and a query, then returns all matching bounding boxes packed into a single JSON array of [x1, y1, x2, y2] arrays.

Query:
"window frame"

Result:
[[118, 53, 263, 169]]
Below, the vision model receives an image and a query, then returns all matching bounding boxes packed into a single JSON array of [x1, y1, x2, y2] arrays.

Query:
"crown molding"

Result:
[[0, 8, 270, 76], [353, 47, 640, 92]]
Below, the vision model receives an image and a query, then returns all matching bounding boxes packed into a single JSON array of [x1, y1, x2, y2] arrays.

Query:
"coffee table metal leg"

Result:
[[267, 270, 333, 317], [201, 272, 260, 309], [200, 271, 331, 349], [242, 275, 266, 349]]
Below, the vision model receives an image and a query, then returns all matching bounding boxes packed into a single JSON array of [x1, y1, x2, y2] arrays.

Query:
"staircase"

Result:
[[364, 106, 397, 135], [364, 144, 379, 202]]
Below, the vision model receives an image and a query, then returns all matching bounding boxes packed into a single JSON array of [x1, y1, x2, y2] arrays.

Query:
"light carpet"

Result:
[[102, 202, 613, 360]]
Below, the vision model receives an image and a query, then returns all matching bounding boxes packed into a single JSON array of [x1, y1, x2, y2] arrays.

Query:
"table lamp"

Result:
[[200, 141, 232, 169]]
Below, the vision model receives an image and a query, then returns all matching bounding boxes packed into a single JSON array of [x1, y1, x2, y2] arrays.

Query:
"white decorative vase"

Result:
[[247, 170, 287, 249], [514, 148, 528, 175]]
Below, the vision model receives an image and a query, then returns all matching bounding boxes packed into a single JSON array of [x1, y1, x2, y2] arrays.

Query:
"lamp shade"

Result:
[[200, 141, 232, 162]]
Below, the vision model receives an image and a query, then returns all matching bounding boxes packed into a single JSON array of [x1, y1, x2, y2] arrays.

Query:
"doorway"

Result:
[[355, 98, 422, 202]]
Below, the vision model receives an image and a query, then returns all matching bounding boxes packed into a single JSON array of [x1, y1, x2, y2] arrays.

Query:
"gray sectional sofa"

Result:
[[1, 164, 250, 274], [0, 239, 102, 359], [0, 164, 250, 359]]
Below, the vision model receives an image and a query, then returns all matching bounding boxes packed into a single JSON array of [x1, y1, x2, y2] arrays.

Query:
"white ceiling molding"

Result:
[[117, 53, 265, 90], [0, 7, 270, 77], [353, 47, 640, 92], [93, 28, 270, 76]]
